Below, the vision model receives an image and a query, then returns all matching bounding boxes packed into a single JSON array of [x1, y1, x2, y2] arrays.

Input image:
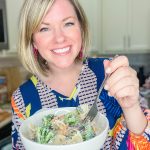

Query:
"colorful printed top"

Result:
[[11, 58, 150, 150]]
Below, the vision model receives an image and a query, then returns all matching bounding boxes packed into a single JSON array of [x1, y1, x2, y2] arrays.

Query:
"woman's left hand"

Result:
[[104, 55, 139, 108]]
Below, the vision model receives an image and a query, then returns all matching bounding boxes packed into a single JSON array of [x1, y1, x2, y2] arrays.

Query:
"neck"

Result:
[[49, 61, 82, 77], [38, 60, 83, 96], [40, 60, 83, 84]]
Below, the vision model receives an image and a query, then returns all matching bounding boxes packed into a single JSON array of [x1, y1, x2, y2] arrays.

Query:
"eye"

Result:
[[39, 27, 49, 32], [65, 22, 75, 27]]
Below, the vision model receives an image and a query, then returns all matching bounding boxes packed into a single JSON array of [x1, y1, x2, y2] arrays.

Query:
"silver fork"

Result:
[[81, 55, 118, 125], [81, 73, 109, 124]]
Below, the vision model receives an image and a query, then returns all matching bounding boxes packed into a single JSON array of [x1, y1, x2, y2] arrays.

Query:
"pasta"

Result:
[[31, 105, 98, 145]]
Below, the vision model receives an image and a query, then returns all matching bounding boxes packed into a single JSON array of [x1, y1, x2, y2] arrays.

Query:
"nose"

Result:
[[54, 28, 65, 43]]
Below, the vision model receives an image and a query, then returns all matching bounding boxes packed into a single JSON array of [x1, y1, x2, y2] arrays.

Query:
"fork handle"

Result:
[[95, 55, 118, 102], [95, 74, 109, 102]]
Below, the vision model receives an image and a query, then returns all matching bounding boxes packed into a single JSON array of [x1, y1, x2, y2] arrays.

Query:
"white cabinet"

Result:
[[102, 0, 150, 53], [6, 0, 24, 51], [79, 0, 102, 53]]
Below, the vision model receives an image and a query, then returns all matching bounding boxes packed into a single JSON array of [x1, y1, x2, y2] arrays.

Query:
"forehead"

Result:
[[43, 0, 77, 22]]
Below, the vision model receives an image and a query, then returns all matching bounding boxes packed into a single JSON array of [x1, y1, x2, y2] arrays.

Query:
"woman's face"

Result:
[[33, 0, 82, 70]]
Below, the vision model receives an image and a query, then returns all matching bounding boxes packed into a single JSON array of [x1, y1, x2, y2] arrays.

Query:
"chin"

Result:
[[56, 61, 75, 69]]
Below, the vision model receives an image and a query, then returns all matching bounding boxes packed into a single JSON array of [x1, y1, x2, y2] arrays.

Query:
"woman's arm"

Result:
[[103, 55, 147, 135], [122, 102, 147, 134]]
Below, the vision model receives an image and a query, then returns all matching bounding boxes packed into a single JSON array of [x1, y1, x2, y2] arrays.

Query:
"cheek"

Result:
[[77, 32, 82, 42], [76, 28, 82, 40], [72, 29, 82, 46], [33, 35, 50, 49]]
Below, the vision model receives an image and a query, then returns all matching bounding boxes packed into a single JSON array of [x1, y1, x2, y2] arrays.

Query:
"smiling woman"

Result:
[[18, 0, 89, 77], [11, 0, 150, 149], [32, 0, 82, 71]]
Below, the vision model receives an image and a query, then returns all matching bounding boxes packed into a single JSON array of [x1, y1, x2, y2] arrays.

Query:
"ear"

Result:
[[32, 35, 38, 49], [32, 41, 38, 49]]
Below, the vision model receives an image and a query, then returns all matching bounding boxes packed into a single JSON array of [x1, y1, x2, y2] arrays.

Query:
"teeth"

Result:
[[53, 47, 70, 53]]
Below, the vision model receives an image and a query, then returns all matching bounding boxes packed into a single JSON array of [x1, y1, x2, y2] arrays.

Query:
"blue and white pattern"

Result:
[[11, 58, 150, 150]]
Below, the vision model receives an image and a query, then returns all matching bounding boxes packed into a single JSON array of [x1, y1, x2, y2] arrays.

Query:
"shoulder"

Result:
[[87, 57, 108, 69], [85, 57, 108, 89], [11, 79, 30, 108], [87, 57, 107, 63], [86, 57, 108, 76], [11, 75, 42, 117], [20, 75, 38, 89], [12, 87, 22, 101], [11, 75, 37, 104]]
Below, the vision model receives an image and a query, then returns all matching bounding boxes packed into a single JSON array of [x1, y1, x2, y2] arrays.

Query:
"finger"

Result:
[[146, 116, 150, 120], [144, 109, 150, 116], [103, 59, 111, 73], [105, 67, 138, 90], [106, 55, 129, 74], [144, 109, 150, 114], [114, 86, 139, 99], [145, 110, 150, 120], [108, 77, 139, 96]]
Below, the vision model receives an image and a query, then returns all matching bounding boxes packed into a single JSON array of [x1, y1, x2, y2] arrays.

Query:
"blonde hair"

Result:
[[18, 0, 90, 76]]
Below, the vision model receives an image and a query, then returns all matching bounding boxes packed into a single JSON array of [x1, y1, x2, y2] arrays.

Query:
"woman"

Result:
[[11, 0, 150, 149]]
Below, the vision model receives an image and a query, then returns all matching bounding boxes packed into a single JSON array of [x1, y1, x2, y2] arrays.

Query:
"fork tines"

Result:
[[82, 102, 98, 123]]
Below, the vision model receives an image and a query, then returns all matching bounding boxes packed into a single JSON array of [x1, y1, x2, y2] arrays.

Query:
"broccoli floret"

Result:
[[36, 127, 55, 144], [82, 123, 95, 141], [64, 112, 79, 126], [42, 114, 54, 128], [45, 131, 55, 143]]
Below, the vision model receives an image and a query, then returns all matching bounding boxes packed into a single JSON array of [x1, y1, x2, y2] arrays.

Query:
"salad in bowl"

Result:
[[19, 105, 109, 150]]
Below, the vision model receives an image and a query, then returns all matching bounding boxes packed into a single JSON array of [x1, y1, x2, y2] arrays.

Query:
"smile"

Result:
[[52, 46, 70, 54]]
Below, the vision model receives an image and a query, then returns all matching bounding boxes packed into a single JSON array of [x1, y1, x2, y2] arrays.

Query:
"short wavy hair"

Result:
[[18, 0, 90, 76]]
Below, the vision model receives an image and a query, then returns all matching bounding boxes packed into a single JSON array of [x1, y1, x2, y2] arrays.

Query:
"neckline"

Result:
[[35, 58, 88, 98]]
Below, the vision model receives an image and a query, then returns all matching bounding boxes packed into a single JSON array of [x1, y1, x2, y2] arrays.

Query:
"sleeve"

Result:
[[11, 88, 26, 150], [113, 95, 150, 149]]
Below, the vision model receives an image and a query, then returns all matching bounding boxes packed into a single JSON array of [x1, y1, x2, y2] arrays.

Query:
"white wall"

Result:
[[5, 0, 24, 52], [79, 0, 101, 52]]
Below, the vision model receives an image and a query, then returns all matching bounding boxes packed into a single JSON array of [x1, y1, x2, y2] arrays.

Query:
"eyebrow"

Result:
[[62, 16, 76, 21], [41, 22, 49, 26], [41, 16, 76, 25]]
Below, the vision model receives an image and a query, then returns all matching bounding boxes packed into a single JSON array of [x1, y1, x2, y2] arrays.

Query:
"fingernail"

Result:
[[106, 68, 111, 74], [108, 92, 112, 97], [104, 84, 109, 90]]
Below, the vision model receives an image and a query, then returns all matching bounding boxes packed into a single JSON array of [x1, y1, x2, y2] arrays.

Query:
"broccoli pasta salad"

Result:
[[30, 105, 99, 145]]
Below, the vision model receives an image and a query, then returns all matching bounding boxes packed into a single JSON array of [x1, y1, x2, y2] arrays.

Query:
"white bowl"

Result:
[[19, 107, 109, 150]]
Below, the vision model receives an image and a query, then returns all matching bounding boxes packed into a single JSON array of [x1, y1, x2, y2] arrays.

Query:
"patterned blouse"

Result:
[[11, 58, 150, 149]]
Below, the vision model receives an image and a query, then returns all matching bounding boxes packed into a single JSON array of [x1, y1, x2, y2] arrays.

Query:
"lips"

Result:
[[52, 46, 70, 54]]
